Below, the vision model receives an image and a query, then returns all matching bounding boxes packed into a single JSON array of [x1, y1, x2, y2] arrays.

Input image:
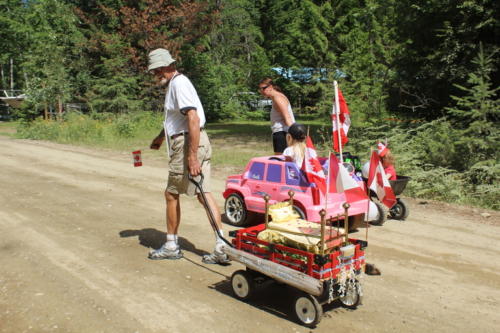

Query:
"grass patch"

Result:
[[208, 120, 331, 168], [14, 112, 499, 210], [0, 121, 17, 137]]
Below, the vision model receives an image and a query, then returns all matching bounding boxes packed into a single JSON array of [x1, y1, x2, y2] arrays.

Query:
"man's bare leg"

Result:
[[197, 192, 230, 264], [148, 191, 183, 259], [197, 192, 222, 230], [166, 191, 181, 234]]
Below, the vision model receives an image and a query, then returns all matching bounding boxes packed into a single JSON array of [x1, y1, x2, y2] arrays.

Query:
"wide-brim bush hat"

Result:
[[148, 48, 175, 71], [288, 123, 307, 140]]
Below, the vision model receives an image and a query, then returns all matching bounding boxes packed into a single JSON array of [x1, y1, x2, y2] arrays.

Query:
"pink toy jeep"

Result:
[[223, 156, 370, 226]]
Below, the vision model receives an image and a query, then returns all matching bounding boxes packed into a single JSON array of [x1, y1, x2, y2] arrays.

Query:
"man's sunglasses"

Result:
[[259, 85, 270, 91]]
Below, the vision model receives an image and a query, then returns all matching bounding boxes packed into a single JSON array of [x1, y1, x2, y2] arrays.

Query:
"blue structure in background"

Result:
[[272, 67, 346, 82]]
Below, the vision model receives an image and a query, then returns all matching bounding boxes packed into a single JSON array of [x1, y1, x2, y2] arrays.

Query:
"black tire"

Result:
[[224, 193, 248, 226], [231, 270, 254, 301], [339, 279, 363, 309], [292, 205, 306, 220], [389, 198, 409, 220], [293, 293, 323, 327], [371, 201, 387, 226]]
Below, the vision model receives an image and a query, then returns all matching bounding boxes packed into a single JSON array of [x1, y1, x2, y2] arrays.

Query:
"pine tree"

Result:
[[327, 0, 399, 124], [446, 44, 499, 170], [390, 0, 500, 120]]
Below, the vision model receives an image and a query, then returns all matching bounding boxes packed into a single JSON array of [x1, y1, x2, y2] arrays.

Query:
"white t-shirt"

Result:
[[283, 146, 303, 168], [163, 74, 206, 136]]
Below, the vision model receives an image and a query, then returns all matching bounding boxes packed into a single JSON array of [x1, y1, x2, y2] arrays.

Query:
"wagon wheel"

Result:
[[293, 293, 323, 327], [389, 198, 409, 220], [231, 270, 255, 301], [339, 279, 363, 309], [371, 200, 387, 226], [224, 193, 249, 226]]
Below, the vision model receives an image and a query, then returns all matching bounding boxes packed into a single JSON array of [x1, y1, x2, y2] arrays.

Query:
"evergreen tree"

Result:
[[184, 0, 270, 120], [445, 45, 499, 171], [0, 0, 32, 90], [74, 0, 217, 113], [8, 0, 85, 119], [257, 0, 335, 114], [327, 0, 400, 124], [390, 0, 500, 120]]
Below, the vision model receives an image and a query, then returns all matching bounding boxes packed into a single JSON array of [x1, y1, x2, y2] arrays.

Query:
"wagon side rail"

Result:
[[223, 245, 324, 296]]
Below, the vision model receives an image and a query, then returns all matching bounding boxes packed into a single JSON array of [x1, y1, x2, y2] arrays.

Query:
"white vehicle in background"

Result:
[[231, 92, 272, 111]]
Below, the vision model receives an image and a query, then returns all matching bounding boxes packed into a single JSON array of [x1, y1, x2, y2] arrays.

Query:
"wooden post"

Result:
[[288, 190, 294, 207], [44, 103, 48, 120], [319, 209, 326, 255], [329, 217, 333, 240], [343, 203, 350, 245], [57, 97, 63, 120], [264, 194, 270, 228]]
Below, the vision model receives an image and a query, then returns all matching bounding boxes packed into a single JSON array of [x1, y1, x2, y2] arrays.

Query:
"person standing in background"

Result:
[[258, 77, 296, 154]]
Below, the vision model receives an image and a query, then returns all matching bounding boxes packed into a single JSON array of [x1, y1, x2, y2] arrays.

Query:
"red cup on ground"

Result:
[[132, 150, 142, 167]]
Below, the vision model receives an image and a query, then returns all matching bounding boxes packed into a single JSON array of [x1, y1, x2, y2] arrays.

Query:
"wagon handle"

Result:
[[188, 173, 233, 248]]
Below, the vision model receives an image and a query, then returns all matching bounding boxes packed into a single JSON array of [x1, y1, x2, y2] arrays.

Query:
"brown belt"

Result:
[[170, 128, 204, 140]]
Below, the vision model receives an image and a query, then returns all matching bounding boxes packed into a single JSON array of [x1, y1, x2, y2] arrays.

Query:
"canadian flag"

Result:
[[301, 136, 326, 194], [328, 153, 368, 203], [332, 87, 351, 152], [368, 151, 396, 208]]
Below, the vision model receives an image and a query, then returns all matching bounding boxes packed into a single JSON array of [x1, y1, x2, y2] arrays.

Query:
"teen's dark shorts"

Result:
[[272, 131, 287, 153]]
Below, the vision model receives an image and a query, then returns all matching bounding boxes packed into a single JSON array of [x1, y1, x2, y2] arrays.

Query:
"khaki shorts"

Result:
[[167, 130, 211, 196]]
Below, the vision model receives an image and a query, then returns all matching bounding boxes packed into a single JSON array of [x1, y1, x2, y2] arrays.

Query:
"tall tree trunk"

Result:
[[1, 64, 4, 89], [57, 96, 63, 120], [44, 103, 48, 120], [10, 58, 14, 91], [23, 71, 28, 89]]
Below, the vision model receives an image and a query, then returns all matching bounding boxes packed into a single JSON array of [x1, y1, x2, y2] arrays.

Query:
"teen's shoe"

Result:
[[148, 244, 183, 260], [202, 250, 230, 265]]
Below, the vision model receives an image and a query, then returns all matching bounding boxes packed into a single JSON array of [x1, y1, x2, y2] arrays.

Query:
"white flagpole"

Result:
[[324, 151, 331, 212], [365, 148, 373, 242], [333, 81, 343, 163]]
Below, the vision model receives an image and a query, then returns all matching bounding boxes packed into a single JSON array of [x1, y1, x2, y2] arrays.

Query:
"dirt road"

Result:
[[1, 135, 499, 333]]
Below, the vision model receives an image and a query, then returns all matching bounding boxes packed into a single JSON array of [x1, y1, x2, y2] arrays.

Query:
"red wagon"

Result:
[[224, 198, 367, 327]]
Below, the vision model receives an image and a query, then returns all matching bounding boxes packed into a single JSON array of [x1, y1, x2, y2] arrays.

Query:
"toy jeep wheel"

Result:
[[389, 198, 409, 220], [371, 201, 387, 226], [231, 270, 254, 301], [293, 293, 323, 327], [340, 279, 363, 309], [293, 205, 306, 220], [225, 193, 248, 226]]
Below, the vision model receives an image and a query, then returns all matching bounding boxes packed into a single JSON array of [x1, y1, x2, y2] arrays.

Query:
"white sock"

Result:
[[215, 235, 225, 253], [166, 234, 177, 251]]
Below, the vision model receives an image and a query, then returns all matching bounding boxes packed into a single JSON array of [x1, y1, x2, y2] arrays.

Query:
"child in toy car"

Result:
[[283, 123, 307, 167]]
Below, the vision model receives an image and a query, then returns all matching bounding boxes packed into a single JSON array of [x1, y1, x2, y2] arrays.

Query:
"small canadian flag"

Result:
[[132, 150, 142, 167]]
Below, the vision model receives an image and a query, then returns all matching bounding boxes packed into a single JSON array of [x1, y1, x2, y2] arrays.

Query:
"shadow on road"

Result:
[[118, 228, 208, 257], [208, 278, 347, 326]]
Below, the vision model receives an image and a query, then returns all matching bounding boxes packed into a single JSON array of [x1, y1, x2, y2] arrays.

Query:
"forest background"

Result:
[[0, 0, 498, 209]]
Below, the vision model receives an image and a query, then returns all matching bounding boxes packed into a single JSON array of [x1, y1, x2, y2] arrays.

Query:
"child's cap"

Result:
[[377, 142, 390, 157], [288, 123, 307, 140]]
